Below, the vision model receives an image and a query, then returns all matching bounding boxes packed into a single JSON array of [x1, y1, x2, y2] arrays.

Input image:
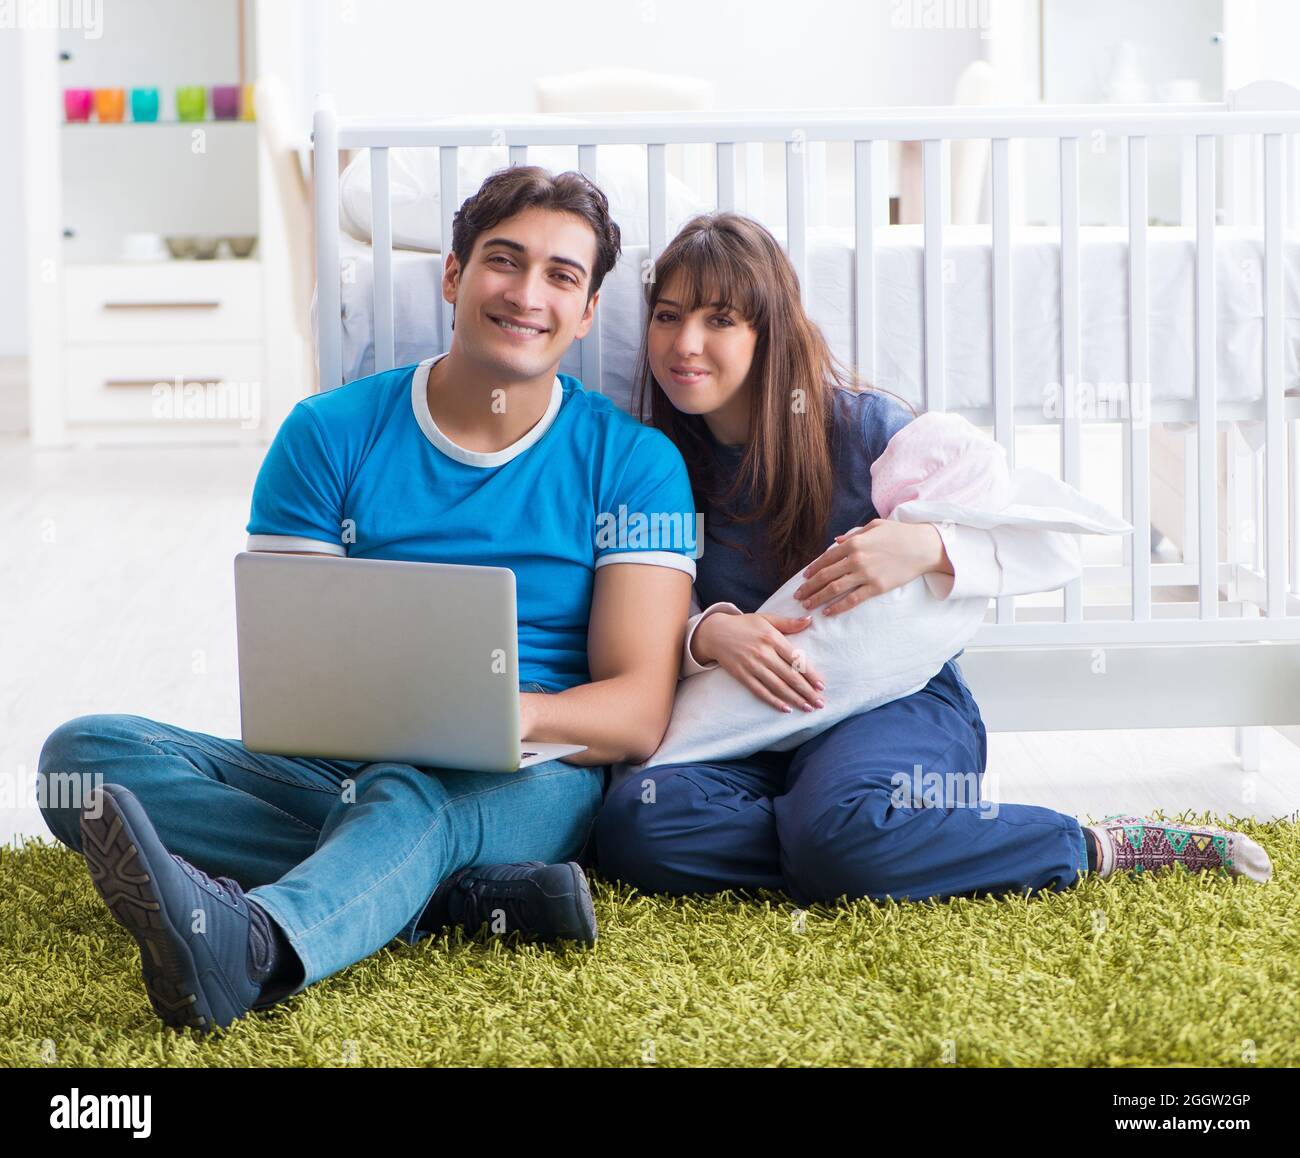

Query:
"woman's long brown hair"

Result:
[[632, 212, 907, 587]]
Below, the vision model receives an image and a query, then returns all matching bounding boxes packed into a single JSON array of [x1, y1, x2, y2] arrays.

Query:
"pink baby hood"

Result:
[[869, 410, 1011, 520]]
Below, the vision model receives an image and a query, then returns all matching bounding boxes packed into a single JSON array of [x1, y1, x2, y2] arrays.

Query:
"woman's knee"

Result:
[[777, 790, 900, 904], [594, 767, 707, 893]]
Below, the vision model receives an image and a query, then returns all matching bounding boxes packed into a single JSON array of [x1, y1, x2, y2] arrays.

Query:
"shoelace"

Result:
[[171, 853, 244, 904], [458, 881, 544, 935]]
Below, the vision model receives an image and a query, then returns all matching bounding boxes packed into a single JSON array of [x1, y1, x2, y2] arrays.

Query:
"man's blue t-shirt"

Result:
[[246, 353, 698, 691]]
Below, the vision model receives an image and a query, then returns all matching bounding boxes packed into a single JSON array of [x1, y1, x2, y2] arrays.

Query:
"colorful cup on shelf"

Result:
[[239, 83, 256, 121], [63, 88, 93, 122], [211, 85, 240, 120], [130, 87, 159, 122], [93, 88, 125, 122], [176, 85, 206, 122]]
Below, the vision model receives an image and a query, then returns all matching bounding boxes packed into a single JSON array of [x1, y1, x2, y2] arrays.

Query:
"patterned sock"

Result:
[[1087, 816, 1272, 883]]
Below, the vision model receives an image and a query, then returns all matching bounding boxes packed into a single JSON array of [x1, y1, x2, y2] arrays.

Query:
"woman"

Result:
[[594, 212, 1271, 904]]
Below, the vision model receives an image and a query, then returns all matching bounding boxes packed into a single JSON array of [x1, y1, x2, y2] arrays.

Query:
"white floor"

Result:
[[2, 437, 1298, 851]]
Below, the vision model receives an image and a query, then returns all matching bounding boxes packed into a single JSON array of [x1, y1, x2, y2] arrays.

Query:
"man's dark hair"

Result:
[[449, 165, 622, 300]]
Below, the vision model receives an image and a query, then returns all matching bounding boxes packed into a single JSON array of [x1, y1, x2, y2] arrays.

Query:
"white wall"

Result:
[[1247, 0, 1300, 88], [298, 0, 986, 132]]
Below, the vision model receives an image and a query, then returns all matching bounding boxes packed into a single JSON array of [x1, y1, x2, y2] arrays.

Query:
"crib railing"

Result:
[[312, 91, 1300, 654]]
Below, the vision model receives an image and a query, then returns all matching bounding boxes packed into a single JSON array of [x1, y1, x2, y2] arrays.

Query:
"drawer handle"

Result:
[[102, 301, 222, 311], [104, 377, 226, 388]]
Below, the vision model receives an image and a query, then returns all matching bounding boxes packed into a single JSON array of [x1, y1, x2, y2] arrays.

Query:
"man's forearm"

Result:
[[522, 676, 671, 766]]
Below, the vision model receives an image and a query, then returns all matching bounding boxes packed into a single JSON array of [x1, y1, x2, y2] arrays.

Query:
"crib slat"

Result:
[[370, 147, 395, 373], [922, 138, 945, 413], [1180, 135, 1196, 226], [1288, 134, 1298, 230], [745, 143, 763, 217], [438, 146, 458, 353], [1223, 135, 1237, 226], [578, 144, 603, 392], [1060, 136, 1082, 621], [508, 144, 527, 167], [313, 101, 342, 390], [1264, 133, 1287, 616], [809, 140, 827, 229], [872, 140, 889, 225], [852, 140, 876, 382], [992, 138, 1014, 625], [1291, 419, 1300, 596], [991, 139, 1013, 461], [644, 141, 668, 339], [1127, 136, 1152, 623], [1195, 134, 1218, 619], [786, 138, 808, 305], [716, 142, 736, 211], [647, 143, 668, 265]]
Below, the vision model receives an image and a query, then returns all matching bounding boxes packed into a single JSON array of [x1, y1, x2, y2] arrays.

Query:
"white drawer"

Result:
[[65, 262, 263, 344], [65, 342, 265, 427]]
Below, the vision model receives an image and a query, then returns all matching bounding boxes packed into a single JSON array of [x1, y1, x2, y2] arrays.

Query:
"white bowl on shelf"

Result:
[[120, 232, 169, 262]]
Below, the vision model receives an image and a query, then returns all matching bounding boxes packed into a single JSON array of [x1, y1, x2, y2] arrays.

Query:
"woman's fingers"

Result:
[[794, 557, 856, 604], [769, 647, 821, 701], [762, 638, 825, 706], [764, 618, 826, 690], [764, 614, 813, 634], [800, 566, 866, 610], [740, 667, 798, 712], [822, 585, 878, 616], [748, 656, 817, 712], [800, 540, 847, 579]]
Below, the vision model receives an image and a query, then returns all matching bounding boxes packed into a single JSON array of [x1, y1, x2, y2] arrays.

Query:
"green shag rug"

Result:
[[3, 811, 1297, 1068]]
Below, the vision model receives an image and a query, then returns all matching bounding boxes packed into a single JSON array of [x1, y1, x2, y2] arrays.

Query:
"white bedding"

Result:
[[330, 225, 1300, 416]]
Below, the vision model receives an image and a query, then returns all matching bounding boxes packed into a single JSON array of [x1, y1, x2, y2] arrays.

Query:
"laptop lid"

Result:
[[234, 552, 566, 773]]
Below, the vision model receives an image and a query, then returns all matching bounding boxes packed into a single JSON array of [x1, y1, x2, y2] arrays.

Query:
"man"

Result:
[[36, 166, 695, 1032]]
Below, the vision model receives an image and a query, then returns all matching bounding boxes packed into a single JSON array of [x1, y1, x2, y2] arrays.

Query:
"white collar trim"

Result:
[[410, 353, 564, 467]]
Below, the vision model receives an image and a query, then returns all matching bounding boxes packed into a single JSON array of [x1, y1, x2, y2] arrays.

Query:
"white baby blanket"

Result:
[[629, 413, 1133, 772]]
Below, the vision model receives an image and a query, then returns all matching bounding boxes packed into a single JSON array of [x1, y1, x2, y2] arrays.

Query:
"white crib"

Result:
[[310, 84, 1300, 764]]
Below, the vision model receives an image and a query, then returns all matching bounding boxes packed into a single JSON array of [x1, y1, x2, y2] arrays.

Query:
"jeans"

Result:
[[36, 684, 605, 997], [595, 659, 1089, 906]]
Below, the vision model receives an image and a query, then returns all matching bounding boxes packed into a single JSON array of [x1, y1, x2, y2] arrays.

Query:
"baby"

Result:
[[638, 411, 1083, 770]]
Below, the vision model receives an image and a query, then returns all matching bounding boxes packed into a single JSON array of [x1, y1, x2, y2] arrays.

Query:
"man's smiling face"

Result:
[[443, 205, 600, 383]]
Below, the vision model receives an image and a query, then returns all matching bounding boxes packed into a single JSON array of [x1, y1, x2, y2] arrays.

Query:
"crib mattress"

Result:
[[329, 226, 1300, 417]]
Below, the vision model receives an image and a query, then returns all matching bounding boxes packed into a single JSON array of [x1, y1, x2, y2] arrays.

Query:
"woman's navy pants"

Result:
[[595, 658, 1090, 906]]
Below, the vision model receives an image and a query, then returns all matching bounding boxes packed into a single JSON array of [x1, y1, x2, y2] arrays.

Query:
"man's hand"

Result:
[[793, 520, 952, 616], [521, 563, 691, 765], [520, 692, 539, 740]]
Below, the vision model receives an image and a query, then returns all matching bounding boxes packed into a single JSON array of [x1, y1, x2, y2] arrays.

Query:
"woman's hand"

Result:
[[692, 611, 827, 714], [794, 520, 950, 616]]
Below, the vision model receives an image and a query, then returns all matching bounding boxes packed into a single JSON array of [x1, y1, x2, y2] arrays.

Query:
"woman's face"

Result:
[[646, 274, 759, 429]]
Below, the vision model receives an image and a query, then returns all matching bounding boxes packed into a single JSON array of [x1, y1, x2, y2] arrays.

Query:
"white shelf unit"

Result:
[[20, 0, 304, 447]]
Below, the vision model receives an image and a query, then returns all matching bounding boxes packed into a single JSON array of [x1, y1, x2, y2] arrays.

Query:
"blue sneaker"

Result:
[[79, 783, 285, 1032], [423, 861, 598, 945]]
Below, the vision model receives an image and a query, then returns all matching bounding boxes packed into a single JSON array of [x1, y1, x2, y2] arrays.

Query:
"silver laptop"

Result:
[[233, 552, 586, 772]]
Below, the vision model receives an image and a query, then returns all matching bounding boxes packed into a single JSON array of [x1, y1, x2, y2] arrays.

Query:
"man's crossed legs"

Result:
[[36, 713, 605, 1031]]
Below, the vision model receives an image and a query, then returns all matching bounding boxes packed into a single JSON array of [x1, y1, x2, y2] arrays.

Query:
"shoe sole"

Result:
[[79, 786, 215, 1033], [566, 861, 598, 945]]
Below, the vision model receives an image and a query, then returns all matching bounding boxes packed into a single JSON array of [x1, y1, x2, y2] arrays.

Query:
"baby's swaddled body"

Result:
[[637, 410, 1016, 770]]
